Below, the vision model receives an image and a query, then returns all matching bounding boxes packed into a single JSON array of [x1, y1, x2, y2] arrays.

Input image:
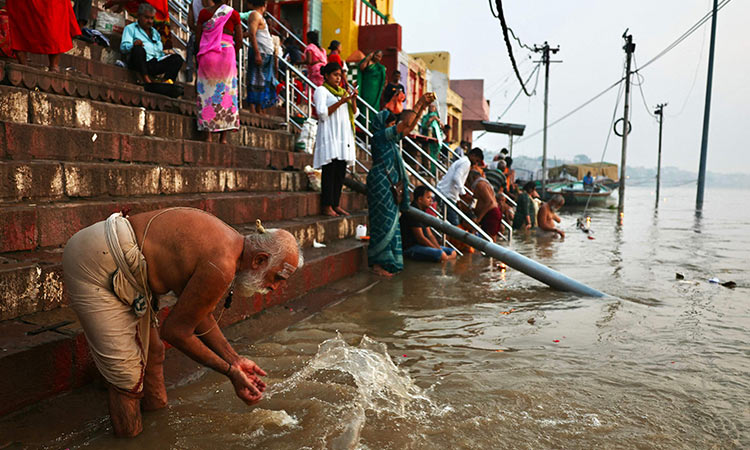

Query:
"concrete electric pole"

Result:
[[617, 32, 635, 225], [654, 103, 667, 208], [696, 0, 719, 212], [533, 42, 560, 195]]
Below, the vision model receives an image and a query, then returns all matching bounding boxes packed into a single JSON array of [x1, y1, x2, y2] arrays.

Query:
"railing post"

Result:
[[442, 203, 448, 246], [365, 108, 370, 149], [307, 85, 312, 117], [285, 67, 291, 132], [238, 47, 243, 108]]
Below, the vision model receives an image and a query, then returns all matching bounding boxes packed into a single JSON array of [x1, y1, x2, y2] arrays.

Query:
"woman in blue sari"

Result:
[[367, 93, 435, 277]]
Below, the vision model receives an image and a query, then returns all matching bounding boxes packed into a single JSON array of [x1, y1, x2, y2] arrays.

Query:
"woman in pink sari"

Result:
[[196, 0, 242, 144], [303, 30, 326, 87]]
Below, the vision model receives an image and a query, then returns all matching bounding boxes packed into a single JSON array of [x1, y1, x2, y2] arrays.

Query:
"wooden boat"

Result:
[[545, 181, 614, 206]]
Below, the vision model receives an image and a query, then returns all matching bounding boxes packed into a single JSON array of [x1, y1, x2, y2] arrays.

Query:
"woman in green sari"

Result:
[[367, 92, 435, 277], [419, 103, 444, 176], [357, 50, 386, 112]]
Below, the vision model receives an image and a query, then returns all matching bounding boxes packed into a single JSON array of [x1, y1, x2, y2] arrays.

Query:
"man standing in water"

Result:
[[62, 208, 303, 437], [537, 194, 566, 238], [466, 169, 504, 241], [512, 181, 538, 231]]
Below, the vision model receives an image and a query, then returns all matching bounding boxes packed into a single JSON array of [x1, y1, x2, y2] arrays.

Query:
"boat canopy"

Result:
[[548, 162, 619, 181]]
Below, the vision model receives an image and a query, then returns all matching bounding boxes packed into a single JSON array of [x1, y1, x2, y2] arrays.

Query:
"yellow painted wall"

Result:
[[373, 0, 395, 20], [446, 87, 463, 142], [410, 51, 451, 77], [321, 0, 359, 60], [321, 0, 394, 61]]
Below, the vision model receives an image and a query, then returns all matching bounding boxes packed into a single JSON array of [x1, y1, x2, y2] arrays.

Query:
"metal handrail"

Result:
[[263, 13, 455, 180], [349, 113, 497, 242], [169, 4, 508, 243], [350, 138, 464, 255], [260, 13, 487, 211]]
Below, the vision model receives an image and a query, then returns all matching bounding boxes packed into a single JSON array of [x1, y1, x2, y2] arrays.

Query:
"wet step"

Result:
[[0, 237, 369, 417]]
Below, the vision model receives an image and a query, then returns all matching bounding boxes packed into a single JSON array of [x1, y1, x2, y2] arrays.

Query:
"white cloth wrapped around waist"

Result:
[[104, 212, 153, 319], [63, 213, 155, 393]]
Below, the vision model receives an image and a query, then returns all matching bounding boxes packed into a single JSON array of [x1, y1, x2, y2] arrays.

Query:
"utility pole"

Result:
[[654, 103, 667, 208], [696, 0, 719, 212], [533, 42, 560, 195], [617, 32, 635, 225]]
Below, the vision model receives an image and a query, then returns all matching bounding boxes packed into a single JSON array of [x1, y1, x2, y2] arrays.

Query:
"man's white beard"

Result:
[[234, 270, 270, 297]]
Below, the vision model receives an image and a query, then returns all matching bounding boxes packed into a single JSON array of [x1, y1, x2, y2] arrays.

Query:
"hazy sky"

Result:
[[394, 0, 749, 174]]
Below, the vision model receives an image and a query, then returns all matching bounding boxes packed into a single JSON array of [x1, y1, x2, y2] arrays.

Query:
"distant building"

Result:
[[411, 51, 463, 143], [450, 79, 490, 144], [322, 0, 393, 61]]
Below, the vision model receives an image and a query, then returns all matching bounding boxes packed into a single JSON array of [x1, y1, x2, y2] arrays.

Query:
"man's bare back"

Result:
[[128, 208, 244, 297], [537, 198, 565, 238], [473, 179, 498, 222]]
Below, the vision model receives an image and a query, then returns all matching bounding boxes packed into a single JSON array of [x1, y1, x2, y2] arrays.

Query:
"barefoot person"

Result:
[[313, 62, 358, 217], [367, 93, 435, 277], [7, 0, 81, 72], [537, 194, 566, 238], [243, 0, 278, 114], [62, 208, 303, 437], [401, 185, 457, 263], [196, 0, 242, 144], [466, 169, 504, 242]]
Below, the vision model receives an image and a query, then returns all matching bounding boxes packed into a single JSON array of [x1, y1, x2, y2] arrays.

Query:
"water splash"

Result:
[[268, 334, 439, 448]]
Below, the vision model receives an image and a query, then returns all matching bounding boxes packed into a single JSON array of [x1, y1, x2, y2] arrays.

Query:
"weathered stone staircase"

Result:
[[0, 37, 369, 416]]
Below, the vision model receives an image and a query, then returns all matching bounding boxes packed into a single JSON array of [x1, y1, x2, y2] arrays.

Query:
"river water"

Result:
[[5, 186, 750, 449]]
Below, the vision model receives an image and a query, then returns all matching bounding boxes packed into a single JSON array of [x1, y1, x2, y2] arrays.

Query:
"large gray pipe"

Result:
[[404, 207, 606, 298]]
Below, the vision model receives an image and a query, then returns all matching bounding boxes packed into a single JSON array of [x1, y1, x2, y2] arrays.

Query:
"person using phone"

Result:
[[313, 62, 358, 216]]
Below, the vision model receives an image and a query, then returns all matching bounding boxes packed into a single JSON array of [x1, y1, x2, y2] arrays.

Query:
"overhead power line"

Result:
[[508, 27, 534, 51], [517, 77, 625, 144], [636, 0, 732, 72], [475, 63, 542, 142], [492, 0, 534, 96], [632, 58, 658, 121], [516, 0, 734, 145], [497, 62, 542, 119]]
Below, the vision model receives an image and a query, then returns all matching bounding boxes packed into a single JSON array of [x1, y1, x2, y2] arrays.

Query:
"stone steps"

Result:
[[0, 84, 293, 150], [0, 190, 366, 253], [25, 37, 195, 97], [0, 161, 308, 203], [0, 121, 310, 170], [0, 235, 368, 417], [1, 62, 286, 131]]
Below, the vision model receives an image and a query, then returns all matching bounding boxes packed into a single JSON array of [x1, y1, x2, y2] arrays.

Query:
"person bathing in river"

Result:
[[400, 185, 457, 263], [512, 181, 538, 232], [466, 169, 504, 242], [537, 194, 566, 238], [62, 208, 303, 437], [367, 92, 436, 277]]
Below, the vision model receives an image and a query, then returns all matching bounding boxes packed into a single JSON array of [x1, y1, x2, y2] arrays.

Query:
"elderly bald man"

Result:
[[62, 207, 303, 437]]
